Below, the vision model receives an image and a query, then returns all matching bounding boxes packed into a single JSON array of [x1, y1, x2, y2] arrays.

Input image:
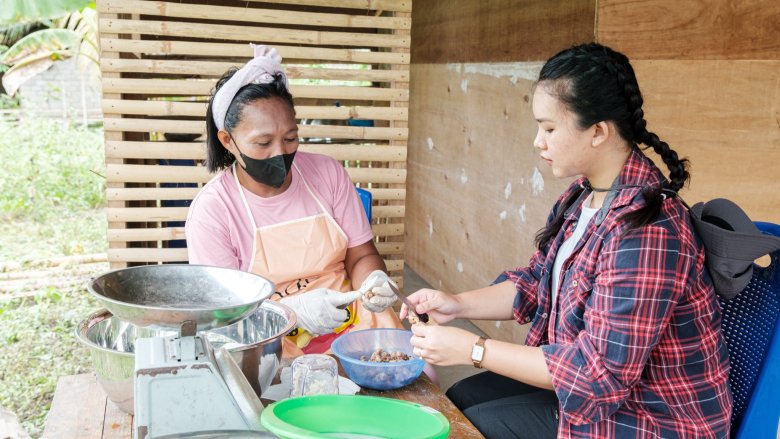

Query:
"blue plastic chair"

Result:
[[356, 187, 372, 224], [718, 221, 780, 438]]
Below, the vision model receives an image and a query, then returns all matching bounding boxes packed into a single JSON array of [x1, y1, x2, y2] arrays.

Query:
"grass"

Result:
[[0, 291, 100, 436], [0, 116, 107, 437]]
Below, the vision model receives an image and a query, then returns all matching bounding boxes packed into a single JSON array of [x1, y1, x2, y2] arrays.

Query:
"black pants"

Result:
[[446, 371, 559, 439]]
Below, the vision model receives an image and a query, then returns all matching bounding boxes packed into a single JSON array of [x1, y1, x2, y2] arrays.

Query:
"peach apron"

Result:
[[233, 162, 401, 357]]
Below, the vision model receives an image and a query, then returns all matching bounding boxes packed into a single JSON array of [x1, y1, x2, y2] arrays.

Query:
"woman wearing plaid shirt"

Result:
[[404, 43, 732, 438]]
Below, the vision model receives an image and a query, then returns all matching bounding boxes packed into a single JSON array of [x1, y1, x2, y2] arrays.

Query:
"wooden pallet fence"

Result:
[[97, 0, 411, 286]]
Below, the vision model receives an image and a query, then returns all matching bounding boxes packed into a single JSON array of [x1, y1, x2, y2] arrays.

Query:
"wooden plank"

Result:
[[106, 141, 407, 162], [107, 186, 405, 201], [107, 187, 202, 201], [107, 207, 190, 222], [98, 0, 410, 30], [411, 0, 595, 63], [107, 227, 186, 242], [385, 259, 403, 272], [299, 144, 407, 161], [102, 99, 206, 117], [97, 9, 128, 270], [98, 18, 411, 49], [101, 399, 133, 439], [108, 247, 188, 263], [106, 204, 405, 222], [105, 141, 204, 160], [633, 59, 780, 222], [100, 59, 408, 82], [99, 39, 410, 64], [598, 0, 780, 60], [384, 9, 410, 282], [243, 0, 412, 12], [41, 374, 107, 439], [103, 118, 408, 141], [102, 99, 408, 121], [101, 78, 409, 101], [105, 164, 406, 184]]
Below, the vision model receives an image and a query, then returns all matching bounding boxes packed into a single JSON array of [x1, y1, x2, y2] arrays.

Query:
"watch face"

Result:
[[471, 345, 485, 361]]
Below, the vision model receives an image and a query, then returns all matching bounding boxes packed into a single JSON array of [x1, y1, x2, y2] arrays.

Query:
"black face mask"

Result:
[[230, 136, 296, 188]]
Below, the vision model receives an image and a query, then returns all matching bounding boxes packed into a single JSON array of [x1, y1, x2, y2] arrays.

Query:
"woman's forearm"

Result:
[[454, 280, 518, 321], [345, 240, 385, 289], [482, 339, 554, 390]]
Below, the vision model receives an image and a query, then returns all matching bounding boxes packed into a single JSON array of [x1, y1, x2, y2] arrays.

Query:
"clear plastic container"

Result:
[[290, 354, 339, 397]]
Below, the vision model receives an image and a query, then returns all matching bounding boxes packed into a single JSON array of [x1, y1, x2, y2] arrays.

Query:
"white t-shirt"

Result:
[[551, 194, 598, 310]]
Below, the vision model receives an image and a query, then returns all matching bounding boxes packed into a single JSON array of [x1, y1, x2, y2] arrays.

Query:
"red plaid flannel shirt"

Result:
[[496, 150, 732, 438]]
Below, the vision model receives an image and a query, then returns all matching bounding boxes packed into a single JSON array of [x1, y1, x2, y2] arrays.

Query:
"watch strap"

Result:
[[472, 336, 487, 368]]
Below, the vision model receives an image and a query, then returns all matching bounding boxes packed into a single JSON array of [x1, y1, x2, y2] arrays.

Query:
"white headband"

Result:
[[211, 44, 290, 130]]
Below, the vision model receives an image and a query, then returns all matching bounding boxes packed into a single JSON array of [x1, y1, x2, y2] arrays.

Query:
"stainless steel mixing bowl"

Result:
[[87, 264, 275, 332], [75, 301, 295, 414]]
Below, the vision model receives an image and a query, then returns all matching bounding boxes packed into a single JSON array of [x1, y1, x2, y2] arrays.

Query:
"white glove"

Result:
[[358, 270, 398, 313], [280, 289, 362, 336]]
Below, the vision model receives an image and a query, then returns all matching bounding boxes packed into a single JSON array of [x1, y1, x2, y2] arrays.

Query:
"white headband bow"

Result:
[[211, 44, 290, 130]]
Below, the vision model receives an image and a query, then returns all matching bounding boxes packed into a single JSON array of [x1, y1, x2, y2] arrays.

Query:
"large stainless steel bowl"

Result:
[[75, 301, 295, 414], [88, 264, 275, 332]]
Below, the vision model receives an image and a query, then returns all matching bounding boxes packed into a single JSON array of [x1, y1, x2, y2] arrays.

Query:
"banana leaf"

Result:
[[0, 0, 93, 25], [0, 28, 80, 96], [0, 22, 42, 47]]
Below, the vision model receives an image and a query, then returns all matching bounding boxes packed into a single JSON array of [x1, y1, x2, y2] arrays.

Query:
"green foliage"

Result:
[[0, 5, 98, 96], [0, 0, 93, 25], [0, 28, 80, 65], [0, 21, 43, 47], [0, 28, 83, 95], [0, 115, 107, 437], [0, 118, 105, 221], [0, 289, 99, 438]]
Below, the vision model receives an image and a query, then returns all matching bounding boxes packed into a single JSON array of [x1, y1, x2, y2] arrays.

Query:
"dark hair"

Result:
[[534, 43, 690, 250], [205, 68, 295, 172]]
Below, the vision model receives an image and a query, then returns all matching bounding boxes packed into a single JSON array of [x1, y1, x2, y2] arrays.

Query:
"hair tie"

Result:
[[211, 44, 289, 130]]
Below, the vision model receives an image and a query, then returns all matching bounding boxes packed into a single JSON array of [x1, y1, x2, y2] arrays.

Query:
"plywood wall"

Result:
[[407, 0, 780, 343], [408, 0, 594, 341], [599, 0, 780, 222]]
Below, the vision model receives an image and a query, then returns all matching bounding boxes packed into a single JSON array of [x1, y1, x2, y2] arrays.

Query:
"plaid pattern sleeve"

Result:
[[541, 224, 690, 423], [494, 248, 545, 325]]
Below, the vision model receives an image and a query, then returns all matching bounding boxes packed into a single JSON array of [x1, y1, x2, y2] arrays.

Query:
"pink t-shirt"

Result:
[[185, 152, 373, 270]]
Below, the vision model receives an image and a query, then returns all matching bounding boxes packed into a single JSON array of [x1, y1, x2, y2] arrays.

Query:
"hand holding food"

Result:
[[400, 288, 462, 325], [358, 270, 398, 313]]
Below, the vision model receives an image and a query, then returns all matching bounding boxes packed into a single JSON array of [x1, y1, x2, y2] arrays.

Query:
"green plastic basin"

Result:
[[260, 394, 450, 439]]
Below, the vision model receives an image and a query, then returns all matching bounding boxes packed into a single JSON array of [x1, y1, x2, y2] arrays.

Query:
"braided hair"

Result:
[[534, 43, 690, 250]]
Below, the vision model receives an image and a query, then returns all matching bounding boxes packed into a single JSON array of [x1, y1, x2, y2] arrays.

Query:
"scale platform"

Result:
[[88, 264, 278, 439]]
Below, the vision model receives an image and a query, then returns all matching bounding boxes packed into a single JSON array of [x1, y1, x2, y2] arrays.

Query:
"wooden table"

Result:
[[42, 371, 483, 438]]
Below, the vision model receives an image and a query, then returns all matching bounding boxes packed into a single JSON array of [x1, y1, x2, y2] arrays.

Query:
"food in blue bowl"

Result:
[[331, 328, 425, 390]]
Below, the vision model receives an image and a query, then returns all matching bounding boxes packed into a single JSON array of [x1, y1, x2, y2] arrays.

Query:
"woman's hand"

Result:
[[358, 270, 397, 313], [400, 288, 462, 324], [280, 289, 361, 335], [409, 324, 478, 366]]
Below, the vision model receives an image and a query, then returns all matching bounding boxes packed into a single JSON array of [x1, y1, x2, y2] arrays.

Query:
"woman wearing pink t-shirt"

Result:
[[186, 45, 403, 356]]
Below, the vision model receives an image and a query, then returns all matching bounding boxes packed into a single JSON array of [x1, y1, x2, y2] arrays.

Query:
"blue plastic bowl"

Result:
[[331, 328, 425, 391]]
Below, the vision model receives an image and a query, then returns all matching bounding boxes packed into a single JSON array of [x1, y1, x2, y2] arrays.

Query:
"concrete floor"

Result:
[[402, 265, 487, 392]]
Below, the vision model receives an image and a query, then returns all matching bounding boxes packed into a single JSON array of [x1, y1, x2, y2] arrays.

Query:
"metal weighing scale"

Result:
[[89, 264, 279, 439]]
